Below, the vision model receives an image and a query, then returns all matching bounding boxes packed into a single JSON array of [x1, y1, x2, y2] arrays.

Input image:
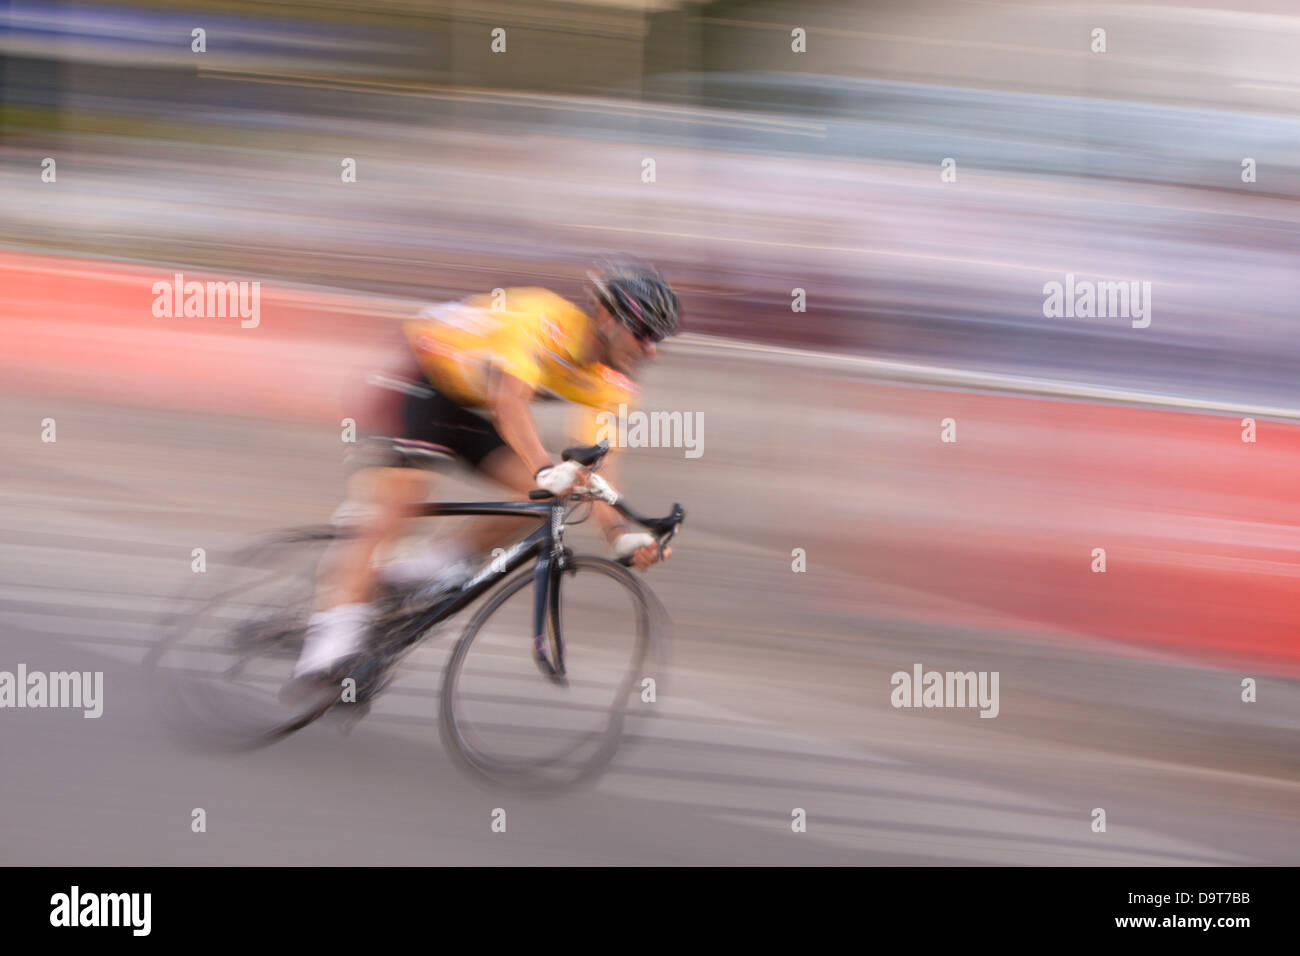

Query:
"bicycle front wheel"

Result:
[[439, 555, 661, 788]]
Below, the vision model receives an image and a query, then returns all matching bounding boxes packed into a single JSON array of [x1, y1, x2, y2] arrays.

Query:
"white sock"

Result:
[[379, 539, 472, 588], [293, 603, 373, 678]]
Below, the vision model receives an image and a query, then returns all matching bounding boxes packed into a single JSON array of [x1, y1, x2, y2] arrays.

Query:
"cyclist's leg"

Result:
[[295, 359, 433, 678], [308, 353, 537, 633], [383, 385, 541, 562], [316, 464, 431, 608], [316, 360, 523, 601], [454, 444, 546, 555], [478, 444, 536, 493]]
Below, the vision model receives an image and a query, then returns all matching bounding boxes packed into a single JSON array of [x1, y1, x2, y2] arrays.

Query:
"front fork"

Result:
[[532, 509, 573, 680]]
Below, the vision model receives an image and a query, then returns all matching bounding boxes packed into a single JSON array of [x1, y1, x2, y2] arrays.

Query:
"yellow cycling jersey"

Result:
[[402, 287, 638, 439]]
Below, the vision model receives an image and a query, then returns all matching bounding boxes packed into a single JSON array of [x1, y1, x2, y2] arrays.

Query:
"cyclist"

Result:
[[292, 260, 680, 684]]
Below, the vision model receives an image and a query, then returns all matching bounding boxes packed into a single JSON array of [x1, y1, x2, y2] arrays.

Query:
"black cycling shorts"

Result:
[[359, 353, 507, 470]]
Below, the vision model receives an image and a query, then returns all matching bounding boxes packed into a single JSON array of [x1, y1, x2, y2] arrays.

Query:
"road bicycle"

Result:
[[146, 440, 682, 788]]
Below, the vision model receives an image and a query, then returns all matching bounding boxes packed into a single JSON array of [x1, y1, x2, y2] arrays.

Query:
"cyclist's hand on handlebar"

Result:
[[534, 460, 587, 497], [613, 532, 671, 572], [629, 542, 671, 571], [635, 543, 670, 571]]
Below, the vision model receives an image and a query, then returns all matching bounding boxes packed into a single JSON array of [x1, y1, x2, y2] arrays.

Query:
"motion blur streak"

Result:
[[1, 0, 1297, 864]]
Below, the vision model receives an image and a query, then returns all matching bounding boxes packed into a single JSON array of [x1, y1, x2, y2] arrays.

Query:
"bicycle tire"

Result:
[[144, 527, 348, 750], [439, 555, 659, 789]]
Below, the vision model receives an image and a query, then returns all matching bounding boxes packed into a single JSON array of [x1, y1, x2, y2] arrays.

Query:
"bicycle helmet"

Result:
[[587, 259, 680, 342]]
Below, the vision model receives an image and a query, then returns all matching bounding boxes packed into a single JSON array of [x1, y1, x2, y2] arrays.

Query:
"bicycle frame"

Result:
[[371, 437, 682, 671], [392, 498, 571, 663]]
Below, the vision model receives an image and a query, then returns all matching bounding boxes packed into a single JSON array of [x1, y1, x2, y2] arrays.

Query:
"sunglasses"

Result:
[[622, 319, 664, 344]]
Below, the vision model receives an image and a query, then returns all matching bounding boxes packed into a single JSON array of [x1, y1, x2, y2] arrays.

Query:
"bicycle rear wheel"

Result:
[[145, 527, 347, 749], [439, 555, 661, 788]]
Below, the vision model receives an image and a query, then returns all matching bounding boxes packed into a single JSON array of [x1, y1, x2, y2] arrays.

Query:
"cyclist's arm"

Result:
[[564, 402, 625, 545], [596, 496, 670, 570], [589, 451, 629, 546], [486, 370, 552, 478], [586, 439, 669, 571]]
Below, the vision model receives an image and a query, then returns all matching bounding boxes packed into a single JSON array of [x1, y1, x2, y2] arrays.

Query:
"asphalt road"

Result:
[[3, 348, 1297, 865]]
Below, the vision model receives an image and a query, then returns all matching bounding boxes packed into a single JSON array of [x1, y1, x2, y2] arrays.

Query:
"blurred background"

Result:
[[2, 0, 1298, 864]]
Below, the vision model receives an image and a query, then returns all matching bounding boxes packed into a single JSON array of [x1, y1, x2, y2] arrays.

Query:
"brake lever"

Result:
[[656, 525, 678, 562]]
